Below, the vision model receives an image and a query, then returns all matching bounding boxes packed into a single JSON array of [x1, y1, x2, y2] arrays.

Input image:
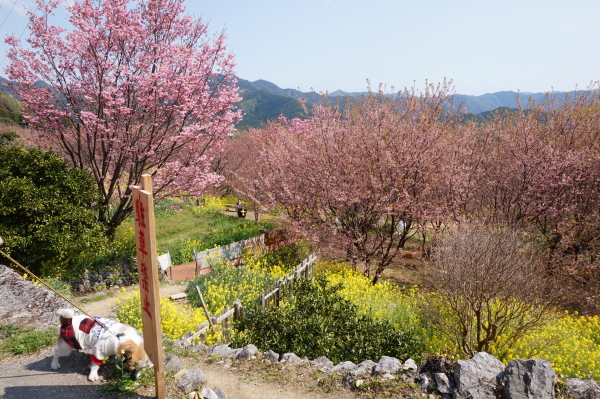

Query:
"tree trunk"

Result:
[[363, 258, 371, 277]]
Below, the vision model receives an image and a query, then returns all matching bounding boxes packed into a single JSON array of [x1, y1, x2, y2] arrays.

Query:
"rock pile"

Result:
[[0, 264, 76, 328], [167, 337, 600, 399]]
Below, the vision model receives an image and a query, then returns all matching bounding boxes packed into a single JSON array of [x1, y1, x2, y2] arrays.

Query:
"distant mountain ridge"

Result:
[[238, 77, 581, 115]]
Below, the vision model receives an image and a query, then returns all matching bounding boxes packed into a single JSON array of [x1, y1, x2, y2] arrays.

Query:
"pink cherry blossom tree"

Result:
[[249, 82, 463, 283], [6, 0, 241, 237]]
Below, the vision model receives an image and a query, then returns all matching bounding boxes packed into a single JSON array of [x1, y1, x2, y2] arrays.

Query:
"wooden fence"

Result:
[[166, 261, 211, 282], [259, 253, 317, 309], [182, 298, 245, 344]]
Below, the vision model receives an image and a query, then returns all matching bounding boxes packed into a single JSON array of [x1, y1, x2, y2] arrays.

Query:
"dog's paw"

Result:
[[50, 360, 60, 369], [88, 371, 99, 381]]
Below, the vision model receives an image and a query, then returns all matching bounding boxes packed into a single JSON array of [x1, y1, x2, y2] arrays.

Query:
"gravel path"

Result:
[[0, 348, 131, 399]]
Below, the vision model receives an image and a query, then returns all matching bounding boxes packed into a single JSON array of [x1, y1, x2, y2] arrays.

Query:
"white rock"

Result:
[[435, 372, 452, 394], [404, 358, 418, 372], [200, 387, 219, 399]]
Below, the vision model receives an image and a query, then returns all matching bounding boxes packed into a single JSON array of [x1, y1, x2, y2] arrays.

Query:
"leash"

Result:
[[0, 248, 116, 333]]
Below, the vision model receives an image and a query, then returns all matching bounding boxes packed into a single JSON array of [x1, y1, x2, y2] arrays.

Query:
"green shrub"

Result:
[[0, 146, 105, 277], [0, 130, 18, 145], [232, 276, 425, 364], [52, 224, 136, 280]]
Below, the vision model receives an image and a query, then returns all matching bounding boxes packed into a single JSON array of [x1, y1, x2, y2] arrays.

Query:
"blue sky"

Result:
[[0, 0, 598, 95]]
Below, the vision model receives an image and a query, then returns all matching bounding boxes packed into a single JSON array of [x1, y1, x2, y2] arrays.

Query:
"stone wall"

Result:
[[68, 259, 138, 293]]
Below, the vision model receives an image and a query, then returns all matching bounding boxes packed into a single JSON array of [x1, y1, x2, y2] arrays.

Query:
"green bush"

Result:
[[54, 224, 137, 280], [0, 146, 106, 277], [0, 130, 18, 145], [232, 276, 425, 364], [0, 93, 22, 125]]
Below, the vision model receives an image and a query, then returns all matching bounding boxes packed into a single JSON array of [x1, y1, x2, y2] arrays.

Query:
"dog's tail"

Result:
[[56, 308, 75, 319]]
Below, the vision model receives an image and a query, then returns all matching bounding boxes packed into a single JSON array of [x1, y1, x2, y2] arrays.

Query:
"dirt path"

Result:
[[0, 347, 359, 399], [197, 361, 357, 399]]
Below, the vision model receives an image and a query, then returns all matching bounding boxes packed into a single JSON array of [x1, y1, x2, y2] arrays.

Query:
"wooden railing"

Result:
[[259, 253, 317, 309], [182, 298, 244, 344]]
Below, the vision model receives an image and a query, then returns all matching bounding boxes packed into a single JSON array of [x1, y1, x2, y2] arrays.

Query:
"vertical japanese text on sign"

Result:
[[134, 198, 151, 319]]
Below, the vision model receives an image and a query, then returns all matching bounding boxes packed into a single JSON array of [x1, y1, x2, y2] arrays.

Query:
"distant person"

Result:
[[236, 199, 243, 217], [241, 206, 247, 218]]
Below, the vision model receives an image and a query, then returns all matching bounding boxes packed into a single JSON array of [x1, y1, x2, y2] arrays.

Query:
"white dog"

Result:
[[51, 308, 150, 381]]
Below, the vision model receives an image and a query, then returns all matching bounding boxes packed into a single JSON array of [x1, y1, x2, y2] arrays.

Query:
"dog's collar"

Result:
[[90, 355, 105, 365]]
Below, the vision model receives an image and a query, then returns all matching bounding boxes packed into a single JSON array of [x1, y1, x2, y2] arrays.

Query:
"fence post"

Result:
[[260, 292, 265, 309], [195, 286, 214, 327], [223, 307, 230, 341], [233, 301, 244, 321], [193, 249, 197, 277]]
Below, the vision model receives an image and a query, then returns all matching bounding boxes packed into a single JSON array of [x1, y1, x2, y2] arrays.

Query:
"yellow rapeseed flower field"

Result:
[[506, 312, 600, 379], [320, 262, 600, 380], [323, 265, 420, 330]]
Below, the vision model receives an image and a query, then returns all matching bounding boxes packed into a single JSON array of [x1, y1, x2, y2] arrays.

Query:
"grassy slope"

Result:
[[119, 202, 266, 263]]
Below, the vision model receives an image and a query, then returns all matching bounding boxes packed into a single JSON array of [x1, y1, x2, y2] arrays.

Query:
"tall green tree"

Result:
[[0, 145, 105, 277]]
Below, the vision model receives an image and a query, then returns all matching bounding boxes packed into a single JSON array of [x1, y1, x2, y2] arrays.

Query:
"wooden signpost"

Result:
[[132, 174, 165, 399]]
